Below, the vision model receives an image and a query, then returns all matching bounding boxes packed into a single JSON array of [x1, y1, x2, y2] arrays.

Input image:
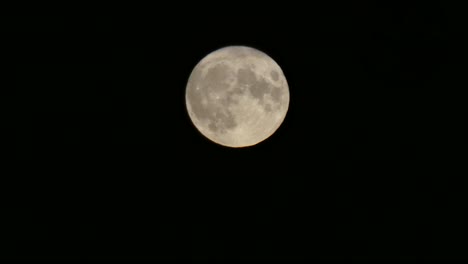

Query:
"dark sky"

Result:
[[6, 3, 467, 261]]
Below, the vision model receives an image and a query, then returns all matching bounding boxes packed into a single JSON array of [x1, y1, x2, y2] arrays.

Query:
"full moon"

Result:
[[185, 46, 290, 148]]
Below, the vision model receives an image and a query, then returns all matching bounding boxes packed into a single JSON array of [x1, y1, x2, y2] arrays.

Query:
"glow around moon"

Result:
[[185, 46, 290, 148]]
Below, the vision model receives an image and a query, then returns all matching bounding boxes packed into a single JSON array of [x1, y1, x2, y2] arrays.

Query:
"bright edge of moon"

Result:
[[185, 45, 290, 148]]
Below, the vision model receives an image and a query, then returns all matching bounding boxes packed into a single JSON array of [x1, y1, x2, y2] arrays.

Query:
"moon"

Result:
[[185, 46, 290, 148]]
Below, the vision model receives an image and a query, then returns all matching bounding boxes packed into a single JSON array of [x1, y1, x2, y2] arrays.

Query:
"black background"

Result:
[[6, 3, 467, 261]]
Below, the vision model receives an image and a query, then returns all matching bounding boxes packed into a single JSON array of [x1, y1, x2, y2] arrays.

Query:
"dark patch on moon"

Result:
[[208, 122, 218, 132], [221, 93, 238, 107], [270, 85, 282, 103], [237, 67, 274, 105], [228, 84, 244, 96], [270, 70, 279, 81], [232, 66, 286, 114], [249, 77, 271, 102], [237, 67, 257, 87], [203, 64, 232, 93], [207, 109, 237, 134]]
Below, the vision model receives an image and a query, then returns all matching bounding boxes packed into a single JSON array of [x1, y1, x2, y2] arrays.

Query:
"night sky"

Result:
[[7, 3, 467, 261]]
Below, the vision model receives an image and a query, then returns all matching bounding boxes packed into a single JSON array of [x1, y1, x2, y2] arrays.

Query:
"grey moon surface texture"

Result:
[[185, 46, 290, 148]]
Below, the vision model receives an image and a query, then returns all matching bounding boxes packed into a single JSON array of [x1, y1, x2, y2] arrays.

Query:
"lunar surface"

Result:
[[185, 46, 290, 148]]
